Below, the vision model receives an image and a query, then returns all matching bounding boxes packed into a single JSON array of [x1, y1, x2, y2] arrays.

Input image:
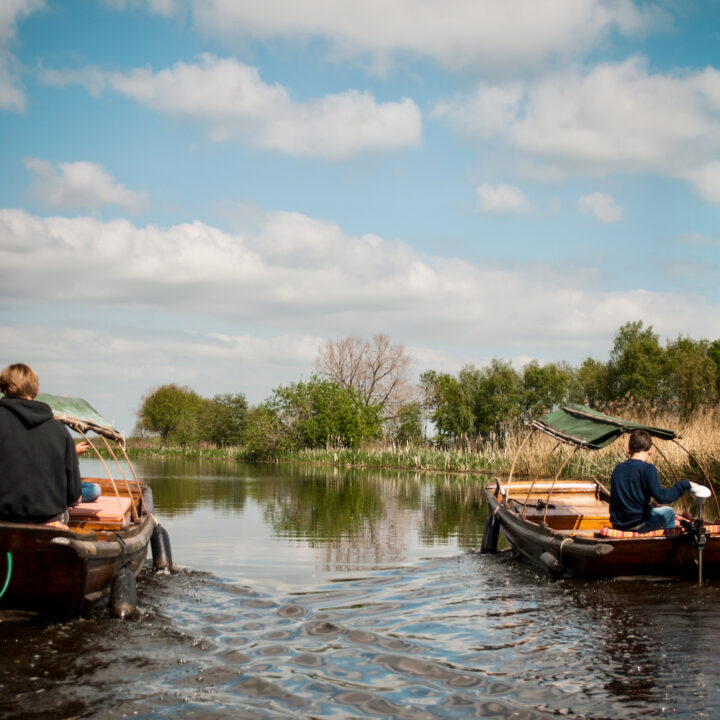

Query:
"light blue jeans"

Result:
[[635, 506, 676, 532], [81, 481, 102, 503]]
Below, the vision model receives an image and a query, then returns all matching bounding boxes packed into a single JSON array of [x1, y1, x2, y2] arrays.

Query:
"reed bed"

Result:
[[125, 406, 720, 488], [124, 443, 246, 461], [288, 408, 720, 485]]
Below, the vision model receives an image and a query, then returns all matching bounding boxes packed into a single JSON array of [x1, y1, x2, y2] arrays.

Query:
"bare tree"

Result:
[[316, 334, 413, 417]]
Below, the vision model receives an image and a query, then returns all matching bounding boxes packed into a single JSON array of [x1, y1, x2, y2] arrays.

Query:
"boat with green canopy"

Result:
[[0, 393, 172, 618], [482, 404, 720, 582]]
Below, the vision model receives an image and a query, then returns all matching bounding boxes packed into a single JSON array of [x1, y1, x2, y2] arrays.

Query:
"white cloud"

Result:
[[100, 0, 179, 16], [41, 55, 422, 159], [476, 183, 533, 215], [436, 57, 720, 203], [681, 162, 720, 205], [3, 207, 719, 431], [189, 0, 664, 74], [24, 158, 148, 212], [577, 192, 623, 223], [0, 0, 44, 111], [2, 208, 717, 345], [433, 84, 523, 139], [0, 323, 323, 432], [677, 232, 719, 248]]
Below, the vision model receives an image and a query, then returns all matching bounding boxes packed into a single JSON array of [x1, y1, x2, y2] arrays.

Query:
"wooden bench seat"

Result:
[[69, 495, 133, 524], [511, 497, 610, 530]]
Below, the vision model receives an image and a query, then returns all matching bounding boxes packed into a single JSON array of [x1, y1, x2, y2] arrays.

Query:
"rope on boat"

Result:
[[558, 537, 572, 565], [0, 552, 12, 599]]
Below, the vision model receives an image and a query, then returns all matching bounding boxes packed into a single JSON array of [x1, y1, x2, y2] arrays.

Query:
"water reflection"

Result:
[[4, 461, 720, 719], [260, 472, 385, 541], [133, 460, 486, 579]]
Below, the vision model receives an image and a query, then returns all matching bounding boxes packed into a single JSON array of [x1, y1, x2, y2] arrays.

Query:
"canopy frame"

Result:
[[504, 404, 718, 519], [26, 393, 141, 522], [36, 392, 126, 445], [531, 403, 676, 450]]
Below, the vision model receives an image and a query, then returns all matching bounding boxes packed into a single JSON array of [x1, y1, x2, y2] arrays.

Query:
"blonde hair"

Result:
[[0, 363, 40, 399]]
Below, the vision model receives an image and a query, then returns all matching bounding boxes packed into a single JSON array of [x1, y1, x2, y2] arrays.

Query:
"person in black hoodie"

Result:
[[0, 363, 82, 524]]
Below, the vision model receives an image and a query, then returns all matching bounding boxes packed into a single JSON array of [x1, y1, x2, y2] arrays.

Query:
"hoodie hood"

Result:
[[0, 397, 54, 429]]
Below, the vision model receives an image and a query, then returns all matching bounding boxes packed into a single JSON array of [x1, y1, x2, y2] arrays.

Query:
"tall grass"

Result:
[[126, 406, 720, 486]]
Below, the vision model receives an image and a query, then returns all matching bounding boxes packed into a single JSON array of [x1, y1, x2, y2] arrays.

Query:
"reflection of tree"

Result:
[[601, 611, 658, 704], [319, 498, 409, 571], [569, 584, 663, 707], [418, 478, 487, 550], [259, 474, 384, 542], [561, 582, 717, 717], [139, 459, 490, 558], [138, 458, 250, 516]]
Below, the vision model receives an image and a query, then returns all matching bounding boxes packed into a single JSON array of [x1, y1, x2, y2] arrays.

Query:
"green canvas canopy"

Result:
[[36, 393, 124, 444], [532, 404, 676, 450]]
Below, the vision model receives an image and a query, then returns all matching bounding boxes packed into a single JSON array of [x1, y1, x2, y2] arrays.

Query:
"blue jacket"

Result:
[[609, 458, 690, 529]]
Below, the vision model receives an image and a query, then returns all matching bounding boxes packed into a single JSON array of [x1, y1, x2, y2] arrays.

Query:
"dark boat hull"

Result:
[[485, 487, 720, 580], [0, 512, 156, 617]]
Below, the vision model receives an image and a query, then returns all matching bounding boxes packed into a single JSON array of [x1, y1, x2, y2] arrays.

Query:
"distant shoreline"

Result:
[[120, 414, 720, 485]]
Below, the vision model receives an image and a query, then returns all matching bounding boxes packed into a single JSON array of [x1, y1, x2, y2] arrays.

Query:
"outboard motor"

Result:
[[689, 483, 712, 585]]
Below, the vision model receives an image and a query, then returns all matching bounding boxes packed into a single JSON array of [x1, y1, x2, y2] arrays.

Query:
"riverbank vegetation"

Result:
[[127, 406, 720, 485], [130, 322, 720, 484]]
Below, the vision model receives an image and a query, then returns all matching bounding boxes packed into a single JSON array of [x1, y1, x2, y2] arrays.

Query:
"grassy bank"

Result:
[[124, 407, 720, 486]]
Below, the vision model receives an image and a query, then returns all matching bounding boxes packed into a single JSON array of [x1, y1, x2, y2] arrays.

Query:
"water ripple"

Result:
[[4, 551, 720, 718]]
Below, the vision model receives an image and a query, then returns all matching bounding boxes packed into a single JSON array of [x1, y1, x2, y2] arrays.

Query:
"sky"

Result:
[[2, 0, 720, 433]]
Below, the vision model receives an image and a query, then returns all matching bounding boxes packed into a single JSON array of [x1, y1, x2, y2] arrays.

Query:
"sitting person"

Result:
[[0, 363, 82, 524], [609, 428, 691, 531], [74, 440, 102, 502]]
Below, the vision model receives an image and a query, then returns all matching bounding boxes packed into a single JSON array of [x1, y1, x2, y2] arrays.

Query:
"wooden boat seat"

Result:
[[498, 480, 599, 495], [69, 495, 133, 524], [510, 496, 610, 530]]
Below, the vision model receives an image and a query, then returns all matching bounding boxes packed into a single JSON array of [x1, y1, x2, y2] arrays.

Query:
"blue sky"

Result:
[[2, 0, 720, 432]]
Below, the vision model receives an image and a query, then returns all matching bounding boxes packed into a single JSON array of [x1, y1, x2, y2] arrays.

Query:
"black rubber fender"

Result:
[[539, 551, 564, 579], [151, 523, 173, 571], [110, 567, 137, 619], [480, 513, 500, 553]]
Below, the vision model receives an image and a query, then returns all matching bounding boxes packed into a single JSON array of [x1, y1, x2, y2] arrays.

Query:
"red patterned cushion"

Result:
[[602, 524, 720, 538], [601, 526, 681, 538]]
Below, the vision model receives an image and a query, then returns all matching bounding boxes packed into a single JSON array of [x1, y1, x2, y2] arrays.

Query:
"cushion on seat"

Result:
[[600, 526, 681, 538], [68, 495, 132, 522], [601, 523, 720, 538]]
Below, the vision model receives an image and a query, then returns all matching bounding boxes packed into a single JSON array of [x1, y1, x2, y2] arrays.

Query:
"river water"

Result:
[[2, 459, 720, 719]]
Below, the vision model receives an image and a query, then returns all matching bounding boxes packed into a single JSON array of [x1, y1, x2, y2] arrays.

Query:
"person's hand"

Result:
[[75, 441, 91, 456], [689, 481, 711, 498]]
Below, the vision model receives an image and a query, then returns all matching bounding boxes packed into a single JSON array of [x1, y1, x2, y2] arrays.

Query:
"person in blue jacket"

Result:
[[609, 428, 693, 531]]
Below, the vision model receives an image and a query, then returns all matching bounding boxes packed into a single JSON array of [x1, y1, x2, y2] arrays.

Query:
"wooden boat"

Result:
[[0, 394, 172, 618], [482, 404, 720, 582]]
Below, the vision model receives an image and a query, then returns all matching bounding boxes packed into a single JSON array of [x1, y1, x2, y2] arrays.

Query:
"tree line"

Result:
[[136, 322, 720, 455], [423, 321, 720, 439]]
